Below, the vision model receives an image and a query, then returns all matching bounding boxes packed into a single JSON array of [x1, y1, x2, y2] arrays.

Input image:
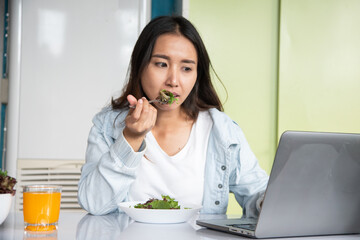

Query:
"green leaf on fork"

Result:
[[158, 89, 178, 105]]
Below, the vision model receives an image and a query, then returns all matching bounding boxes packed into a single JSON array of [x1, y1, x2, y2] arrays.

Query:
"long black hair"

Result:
[[112, 16, 224, 120]]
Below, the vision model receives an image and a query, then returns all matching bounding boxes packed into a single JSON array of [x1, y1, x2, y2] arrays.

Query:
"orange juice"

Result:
[[23, 185, 62, 231]]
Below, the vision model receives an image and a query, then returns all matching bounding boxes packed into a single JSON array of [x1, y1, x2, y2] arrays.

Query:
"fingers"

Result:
[[125, 97, 157, 137], [127, 95, 137, 107], [141, 100, 157, 129], [130, 98, 143, 121], [132, 98, 155, 124]]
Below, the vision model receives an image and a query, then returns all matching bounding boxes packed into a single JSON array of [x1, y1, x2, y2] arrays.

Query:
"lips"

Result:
[[172, 92, 180, 98]]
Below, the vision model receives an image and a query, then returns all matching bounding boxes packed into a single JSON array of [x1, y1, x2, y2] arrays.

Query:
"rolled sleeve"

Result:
[[78, 109, 146, 215]]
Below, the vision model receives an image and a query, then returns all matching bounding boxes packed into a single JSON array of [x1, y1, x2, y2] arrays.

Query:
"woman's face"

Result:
[[141, 33, 198, 110]]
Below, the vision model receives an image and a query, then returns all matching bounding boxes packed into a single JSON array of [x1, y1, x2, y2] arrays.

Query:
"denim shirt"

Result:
[[78, 107, 269, 216]]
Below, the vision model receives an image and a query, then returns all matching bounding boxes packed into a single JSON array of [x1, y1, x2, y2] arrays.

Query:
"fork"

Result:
[[128, 99, 162, 108]]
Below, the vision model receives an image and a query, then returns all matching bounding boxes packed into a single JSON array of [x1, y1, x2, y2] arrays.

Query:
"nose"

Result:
[[165, 67, 179, 87]]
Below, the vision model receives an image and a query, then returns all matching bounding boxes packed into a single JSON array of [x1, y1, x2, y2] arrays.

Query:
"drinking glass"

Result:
[[23, 185, 62, 231], [23, 229, 58, 240]]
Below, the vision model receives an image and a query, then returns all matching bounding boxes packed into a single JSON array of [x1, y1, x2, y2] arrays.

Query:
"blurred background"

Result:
[[0, 0, 359, 214]]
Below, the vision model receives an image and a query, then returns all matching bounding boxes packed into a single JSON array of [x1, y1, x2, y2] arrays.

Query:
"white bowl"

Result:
[[118, 201, 202, 224], [0, 194, 13, 225]]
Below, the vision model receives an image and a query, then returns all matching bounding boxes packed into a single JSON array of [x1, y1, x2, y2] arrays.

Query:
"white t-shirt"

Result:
[[128, 111, 213, 206]]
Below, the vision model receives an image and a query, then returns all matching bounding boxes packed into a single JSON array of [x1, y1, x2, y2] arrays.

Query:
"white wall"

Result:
[[6, 0, 150, 176]]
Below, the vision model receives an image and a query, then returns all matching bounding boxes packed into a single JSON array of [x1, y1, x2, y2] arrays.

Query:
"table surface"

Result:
[[1, 210, 360, 240]]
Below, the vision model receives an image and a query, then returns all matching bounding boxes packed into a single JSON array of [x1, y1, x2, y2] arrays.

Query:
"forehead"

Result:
[[152, 33, 197, 60]]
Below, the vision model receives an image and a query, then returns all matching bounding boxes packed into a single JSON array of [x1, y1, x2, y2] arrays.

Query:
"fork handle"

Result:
[[128, 99, 160, 108]]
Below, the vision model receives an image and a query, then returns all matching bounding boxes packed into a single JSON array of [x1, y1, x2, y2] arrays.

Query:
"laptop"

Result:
[[197, 131, 360, 238]]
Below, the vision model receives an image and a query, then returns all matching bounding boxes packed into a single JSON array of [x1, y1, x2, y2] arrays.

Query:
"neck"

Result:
[[154, 107, 192, 130]]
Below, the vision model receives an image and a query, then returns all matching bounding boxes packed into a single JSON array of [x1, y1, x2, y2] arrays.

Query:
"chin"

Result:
[[156, 103, 180, 110]]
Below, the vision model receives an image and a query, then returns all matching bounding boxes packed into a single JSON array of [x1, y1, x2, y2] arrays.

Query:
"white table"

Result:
[[1, 211, 359, 240]]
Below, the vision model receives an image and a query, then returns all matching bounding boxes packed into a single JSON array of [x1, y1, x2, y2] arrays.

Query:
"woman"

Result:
[[78, 16, 268, 216]]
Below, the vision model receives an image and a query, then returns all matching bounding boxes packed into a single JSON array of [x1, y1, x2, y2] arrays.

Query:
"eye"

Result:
[[155, 62, 167, 68], [183, 66, 192, 72]]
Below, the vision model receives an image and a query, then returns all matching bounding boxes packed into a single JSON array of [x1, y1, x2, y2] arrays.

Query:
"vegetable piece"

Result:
[[157, 90, 179, 105], [134, 195, 181, 209], [0, 169, 17, 196]]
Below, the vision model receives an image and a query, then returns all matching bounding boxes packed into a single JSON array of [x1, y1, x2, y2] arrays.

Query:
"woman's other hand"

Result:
[[123, 95, 157, 151]]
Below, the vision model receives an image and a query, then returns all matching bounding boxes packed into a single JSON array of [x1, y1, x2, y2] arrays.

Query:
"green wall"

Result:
[[278, 0, 360, 136], [189, 0, 279, 172], [189, 0, 360, 215]]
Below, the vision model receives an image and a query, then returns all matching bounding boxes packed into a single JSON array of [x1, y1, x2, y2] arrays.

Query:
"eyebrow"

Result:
[[152, 54, 196, 64]]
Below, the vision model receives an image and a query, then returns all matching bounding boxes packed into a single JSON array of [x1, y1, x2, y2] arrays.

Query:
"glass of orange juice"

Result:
[[23, 185, 62, 231], [24, 229, 58, 240]]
